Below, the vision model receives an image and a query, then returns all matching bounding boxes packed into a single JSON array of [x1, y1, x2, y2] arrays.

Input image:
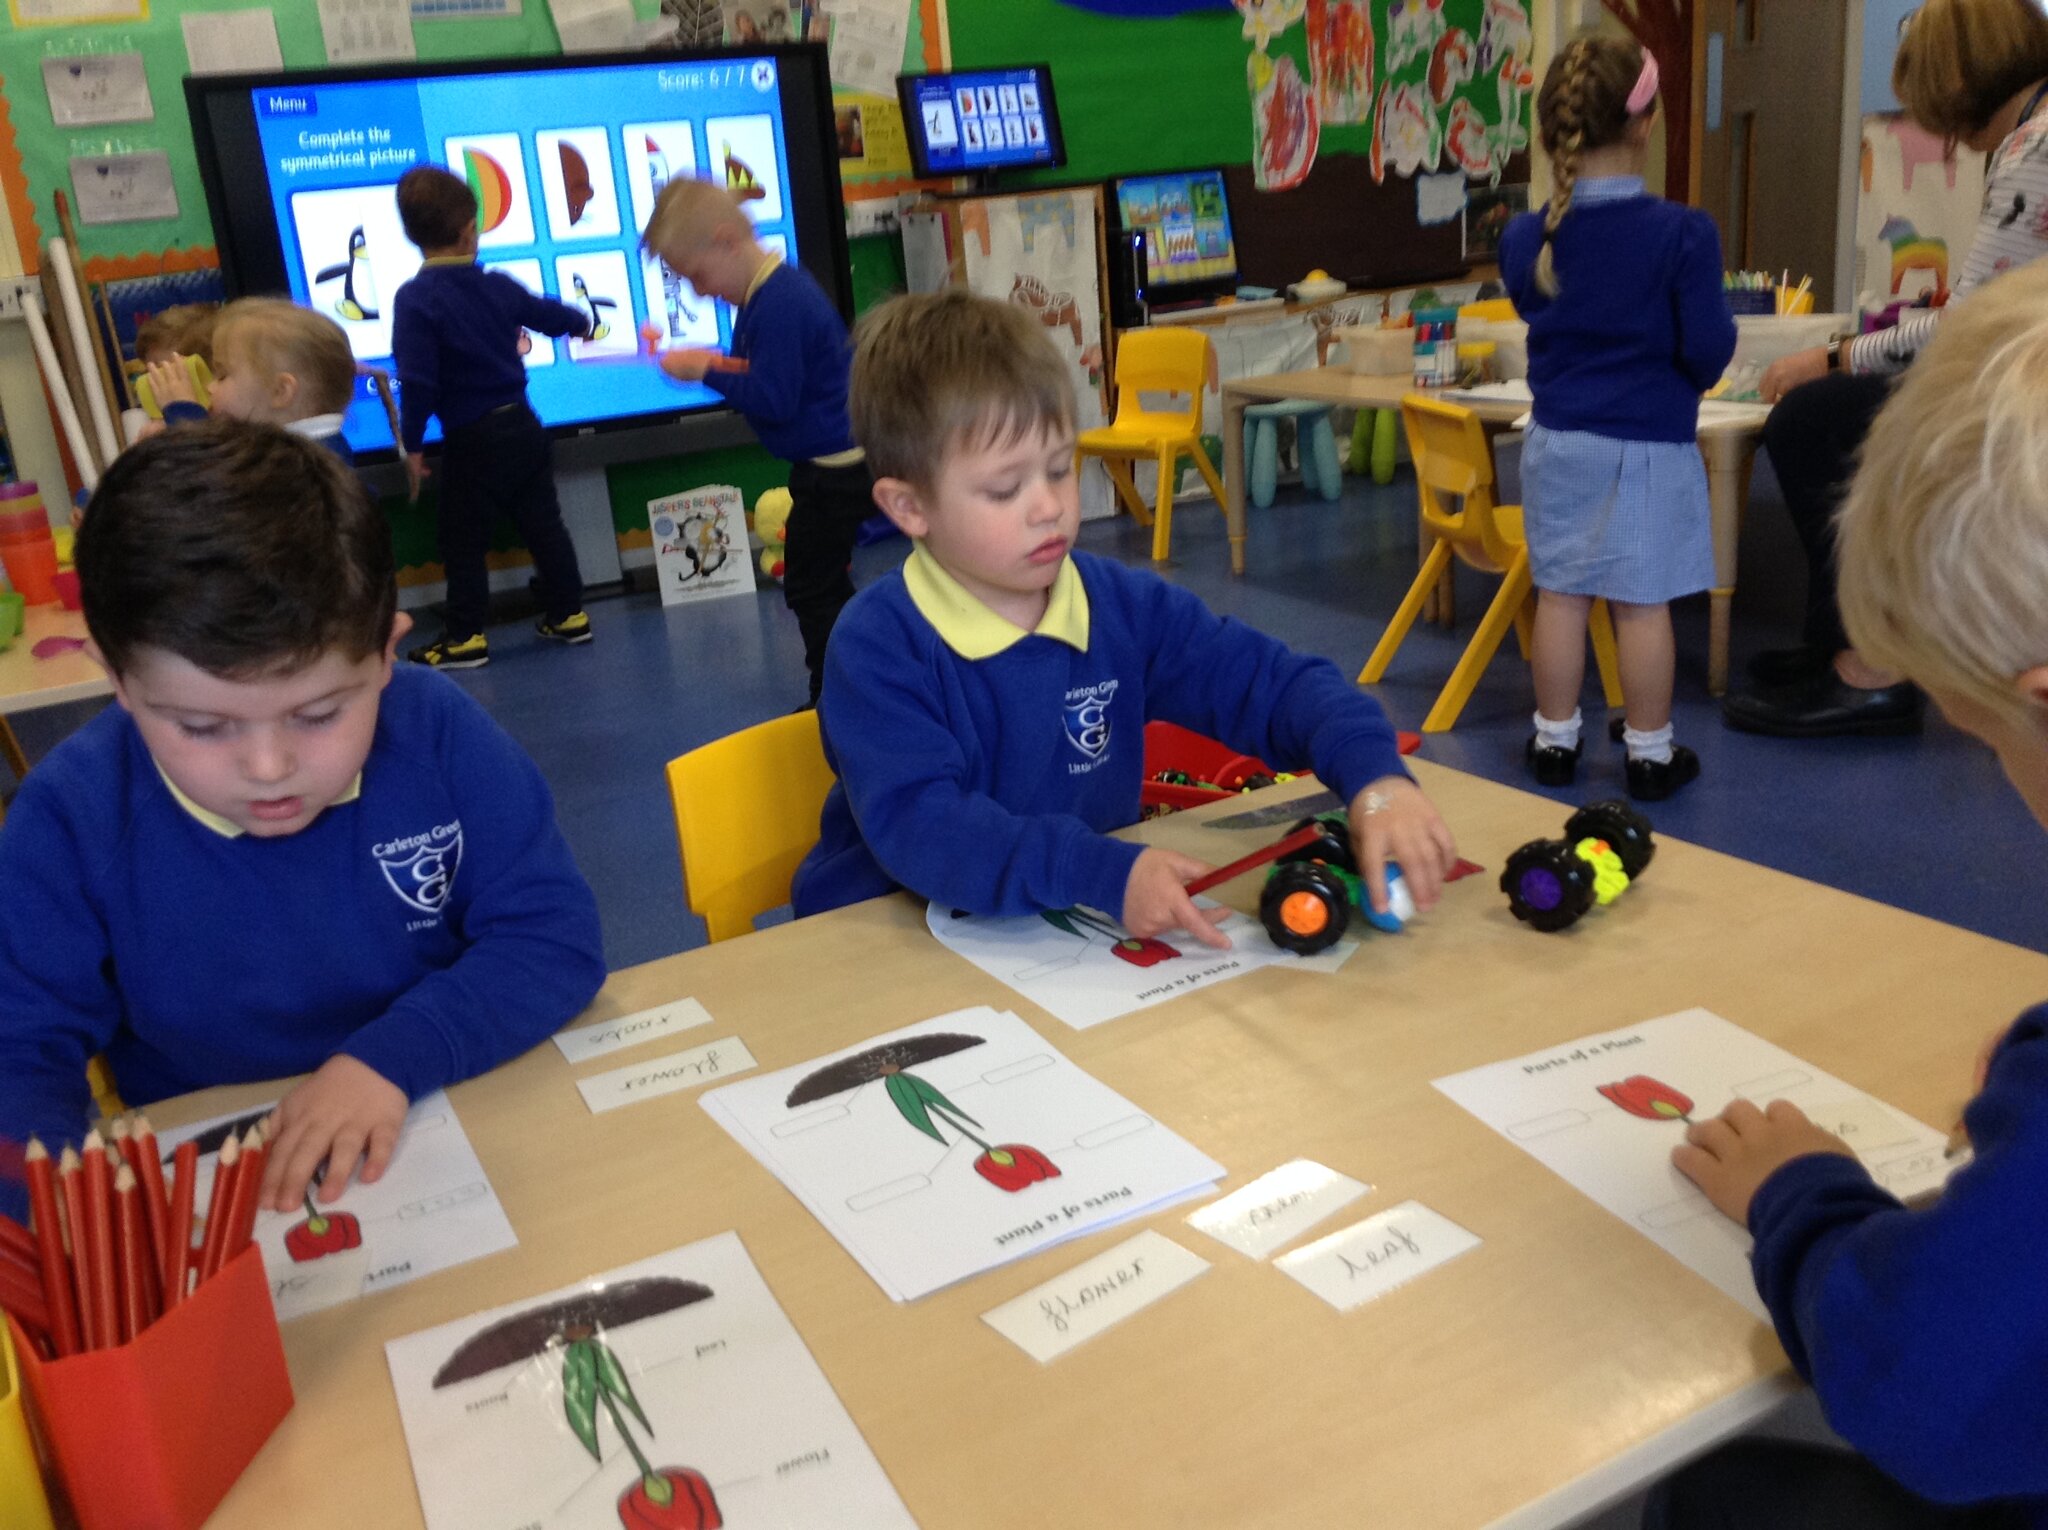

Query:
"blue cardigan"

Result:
[[1499, 184, 1736, 443], [390, 262, 589, 451], [697, 262, 856, 463]]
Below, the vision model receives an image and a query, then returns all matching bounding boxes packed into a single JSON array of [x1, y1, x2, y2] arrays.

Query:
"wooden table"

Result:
[[1218, 369, 1765, 695], [0, 605, 103, 717], [160, 766, 2045, 1530]]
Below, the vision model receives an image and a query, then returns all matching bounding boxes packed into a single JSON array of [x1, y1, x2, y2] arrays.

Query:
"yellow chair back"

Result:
[[1401, 392, 1523, 574], [1105, 326, 1210, 437], [666, 711, 837, 943]]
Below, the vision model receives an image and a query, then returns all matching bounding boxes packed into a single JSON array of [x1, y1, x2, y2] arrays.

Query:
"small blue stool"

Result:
[[1244, 399, 1343, 508]]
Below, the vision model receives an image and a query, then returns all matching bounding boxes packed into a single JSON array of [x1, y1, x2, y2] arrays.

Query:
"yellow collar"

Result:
[[902, 544, 1089, 660], [156, 764, 361, 839], [743, 252, 782, 303], [422, 255, 474, 267]]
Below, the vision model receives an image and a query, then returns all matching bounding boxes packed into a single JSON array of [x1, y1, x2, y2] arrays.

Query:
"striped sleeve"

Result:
[[1850, 114, 2048, 376]]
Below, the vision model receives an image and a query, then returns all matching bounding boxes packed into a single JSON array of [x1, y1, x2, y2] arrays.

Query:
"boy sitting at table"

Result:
[[1648, 262, 2048, 1528], [791, 290, 1457, 939], [0, 421, 605, 1223]]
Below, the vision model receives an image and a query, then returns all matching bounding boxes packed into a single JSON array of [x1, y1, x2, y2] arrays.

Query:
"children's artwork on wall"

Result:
[[704, 113, 784, 224], [1373, 80, 1443, 180], [443, 133, 536, 250], [484, 259, 558, 369], [1385, 0, 1445, 72], [289, 184, 423, 361], [1249, 50, 1319, 190], [539, 127, 622, 241], [386, 1232, 917, 1530], [69, 150, 180, 225], [1857, 112, 1982, 305], [555, 250, 637, 357], [1432, 1009, 1955, 1318], [159, 1090, 517, 1322], [1463, 181, 1526, 259], [700, 1008, 1226, 1300], [1306, 0, 1373, 124], [1052, 0, 1234, 11]]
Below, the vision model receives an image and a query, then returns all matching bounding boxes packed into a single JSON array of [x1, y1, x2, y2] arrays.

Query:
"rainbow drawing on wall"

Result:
[[462, 148, 515, 235], [1878, 216, 1947, 297]]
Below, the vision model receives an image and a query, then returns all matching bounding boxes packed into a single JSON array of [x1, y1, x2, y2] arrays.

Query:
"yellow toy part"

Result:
[[1573, 837, 1631, 906], [753, 486, 792, 581], [133, 354, 214, 419]]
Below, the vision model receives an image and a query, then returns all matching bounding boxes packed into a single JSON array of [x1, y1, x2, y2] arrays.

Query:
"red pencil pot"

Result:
[[9, 1244, 293, 1530]]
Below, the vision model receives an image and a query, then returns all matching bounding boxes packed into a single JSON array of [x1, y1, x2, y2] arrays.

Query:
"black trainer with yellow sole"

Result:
[[536, 612, 593, 645], [410, 633, 489, 669]]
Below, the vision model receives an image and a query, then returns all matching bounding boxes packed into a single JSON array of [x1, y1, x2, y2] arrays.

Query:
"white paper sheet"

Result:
[[387, 1231, 915, 1530], [554, 998, 715, 1064], [318, 0, 417, 62], [1431, 1009, 1955, 1318], [549, 0, 635, 50], [10, 0, 145, 21], [70, 151, 178, 225], [981, 1229, 1209, 1361], [1274, 1201, 1481, 1311], [701, 1007, 1225, 1300], [820, 0, 910, 96], [1185, 1159, 1371, 1260], [180, 10, 284, 74], [41, 53, 152, 126], [577, 1037, 757, 1114], [926, 900, 1347, 1030], [158, 1090, 516, 1321], [412, 0, 520, 14]]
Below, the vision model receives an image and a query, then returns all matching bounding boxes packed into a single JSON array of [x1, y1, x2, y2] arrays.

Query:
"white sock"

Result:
[[1533, 708, 1582, 752], [1623, 723, 1674, 764]]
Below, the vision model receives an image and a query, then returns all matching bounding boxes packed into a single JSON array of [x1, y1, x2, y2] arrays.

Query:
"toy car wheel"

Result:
[[1563, 800, 1656, 879], [1501, 838, 1596, 932], [1261, 861, 1351, 955], [1275, 813, 1357, 875]]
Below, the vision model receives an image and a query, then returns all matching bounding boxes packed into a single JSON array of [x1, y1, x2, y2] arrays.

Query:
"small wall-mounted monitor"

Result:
[[1111, 167, 1240, 307], [897, 65, 1065, 187]]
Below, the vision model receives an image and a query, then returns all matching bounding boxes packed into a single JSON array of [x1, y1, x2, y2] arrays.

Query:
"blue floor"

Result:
[[13, 456, 2044, 971]]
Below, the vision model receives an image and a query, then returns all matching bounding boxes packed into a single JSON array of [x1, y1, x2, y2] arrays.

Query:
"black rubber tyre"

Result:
[[1563, 800, 1656, 880], [1275, 813, 1357, 874], [1500, 838, 1597, 932], [1261, 860, 1352, 955]]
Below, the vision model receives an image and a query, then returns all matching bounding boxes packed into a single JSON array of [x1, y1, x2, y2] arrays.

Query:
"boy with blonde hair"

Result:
[[642, 178, 869, 708], [1647, 260, 2048, 1528], [792, 290, 1457, 941]]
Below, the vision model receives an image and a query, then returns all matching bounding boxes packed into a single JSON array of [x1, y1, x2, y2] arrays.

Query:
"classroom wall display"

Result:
[[484, 257, 559, 366], [386, 1232, 917, 1530], [1855, 113, 1983, 308]]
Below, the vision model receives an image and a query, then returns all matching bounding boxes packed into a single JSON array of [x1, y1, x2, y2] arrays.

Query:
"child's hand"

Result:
[[262, 1055, 407, 1213], [405, 451, 428, 503], [1121, 847, 1231, 950], [657, 347, 717, 382], [1672, 1099, 1858, 1225], [1347, 776, 1457, 915], [145, 355, 197, 407]]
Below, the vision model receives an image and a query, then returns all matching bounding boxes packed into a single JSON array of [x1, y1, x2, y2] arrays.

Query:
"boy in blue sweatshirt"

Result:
[[0, 421, 606, 1222], [642, 178, 872, 707], [392, 165, 594, 670], [791, 290, 1457, 941], [1647, 263, 2048, 1529]]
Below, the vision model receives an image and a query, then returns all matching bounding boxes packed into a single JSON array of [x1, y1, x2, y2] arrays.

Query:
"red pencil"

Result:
[[0, 1211, 38, 1274], [194, 1134, 240, 1288], [130, 1114, 172, 1281], [0, 1255, 50, 1337], [108, 1113, 132, 1170], [223, 1125, 267, 1262], [164, 1140, 198, 1311], [22, 1140, 82, 1358], [58, 1147, 96, 1349], [79, 1130, 118, 1352], [112, 1164, 153, 1343]]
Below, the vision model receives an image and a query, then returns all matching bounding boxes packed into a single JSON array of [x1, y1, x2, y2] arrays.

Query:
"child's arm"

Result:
[[1672, 213, 1738, 392], [503, 279, 590, 340], [1496, 214, 1545, 318], [693, 299, 808, 428], [0, 783, 121, 1221], [1677, 1009, 2048, 1504], [388, 288, 439, 493], [261, 690, 605, 1210]]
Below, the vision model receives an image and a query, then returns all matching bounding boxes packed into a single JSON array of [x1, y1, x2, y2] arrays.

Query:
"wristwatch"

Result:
[[1824, 339, 1846, 372]]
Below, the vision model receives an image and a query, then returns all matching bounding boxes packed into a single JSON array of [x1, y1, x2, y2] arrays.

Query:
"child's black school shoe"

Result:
[[1625, 744, 1700, 802], [1525, 736, 1580, 787], [410, 633, 490, 669], [535, 611, 593, 645]]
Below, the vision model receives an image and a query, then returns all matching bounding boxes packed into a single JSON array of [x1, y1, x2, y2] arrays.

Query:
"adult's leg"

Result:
[[1644, 1439, 2028, 1530], [782, 459, 875, 702], [1759, 372, 1894, 656]]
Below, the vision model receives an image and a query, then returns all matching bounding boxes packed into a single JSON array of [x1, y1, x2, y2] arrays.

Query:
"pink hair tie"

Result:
[[1627, 51, 1660, 115]]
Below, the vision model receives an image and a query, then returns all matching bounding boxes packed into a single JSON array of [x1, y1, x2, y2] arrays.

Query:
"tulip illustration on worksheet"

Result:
[[1597, 1076, 1695, 1124], [785, 1032, 1062, 1193], [433, 1277, 723, 1530], [283, 1186, 362, 1263], [1042, 906, 1181, 969]]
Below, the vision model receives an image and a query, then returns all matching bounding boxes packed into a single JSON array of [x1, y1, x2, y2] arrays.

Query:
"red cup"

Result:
[[0, 535, 57, 605], [49, 569, 79, 610]]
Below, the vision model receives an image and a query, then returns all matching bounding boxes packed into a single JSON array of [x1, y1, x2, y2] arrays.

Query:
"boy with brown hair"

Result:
[[1647, 260, 2048, 1529], [0, 420, 605, 1222], [392, 164, 594, 669], [792, 290, 1457, 940], [642, 177, 870, 708]]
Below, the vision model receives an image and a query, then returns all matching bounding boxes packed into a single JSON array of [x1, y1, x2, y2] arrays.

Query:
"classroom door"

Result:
[[1695, 0, 1851, 298]]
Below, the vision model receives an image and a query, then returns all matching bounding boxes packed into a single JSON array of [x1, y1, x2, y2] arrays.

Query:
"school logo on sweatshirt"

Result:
[[372, 820, 464, 916], [1063, 679, 1118, 768]]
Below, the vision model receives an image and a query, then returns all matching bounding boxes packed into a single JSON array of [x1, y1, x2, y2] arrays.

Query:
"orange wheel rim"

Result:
[[1280, 891, 1330, 935]]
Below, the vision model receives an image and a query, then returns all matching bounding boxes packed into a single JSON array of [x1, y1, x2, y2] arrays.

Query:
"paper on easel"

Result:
[[649, 485, 756, 606], [318, 0, 417, 62], [41, 53, 152, 126], [181, 9, 285, 74]]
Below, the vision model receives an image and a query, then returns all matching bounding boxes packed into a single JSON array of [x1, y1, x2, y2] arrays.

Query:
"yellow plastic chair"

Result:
[[1360, 394, 1623, 733], [666, 711, 837, 943], [1075, 328, 1227, 562], [1458, 298, 1520, 323]]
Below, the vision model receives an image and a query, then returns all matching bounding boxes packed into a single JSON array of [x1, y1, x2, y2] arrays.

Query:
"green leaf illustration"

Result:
[[594, 1340, 651, 1436], [908, 1073, 979, 1131], [1041, 909, 1082, 938], [886, 1072, 944, 1142], [562, 1340, 601, 1462]]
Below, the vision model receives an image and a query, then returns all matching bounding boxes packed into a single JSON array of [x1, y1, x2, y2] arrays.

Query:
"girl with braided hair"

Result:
[[1499, 35, 1735, 801]]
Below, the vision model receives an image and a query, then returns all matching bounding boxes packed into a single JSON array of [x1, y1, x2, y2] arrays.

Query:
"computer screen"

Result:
[[185, 46, 849, 460], [897, 65, 1065, 181], [1113, 168, 1239, 300]]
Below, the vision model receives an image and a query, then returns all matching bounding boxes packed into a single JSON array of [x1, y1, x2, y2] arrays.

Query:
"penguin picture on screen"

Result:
[[570, 272, 615, 343], [315, 227, 379, 322]]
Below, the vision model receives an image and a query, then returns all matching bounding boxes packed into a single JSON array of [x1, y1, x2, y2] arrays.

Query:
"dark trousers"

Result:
[[1644, 1440, 2031, 1530], [784, 457, 877, 702], [437, 401, 584, 639], [1760, 372, 1895, 655]]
